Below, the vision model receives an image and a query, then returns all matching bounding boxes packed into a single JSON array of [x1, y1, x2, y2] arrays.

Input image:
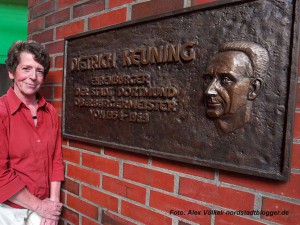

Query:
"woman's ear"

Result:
[[248, 78, 263, 100], [8, 71, 14, 80]]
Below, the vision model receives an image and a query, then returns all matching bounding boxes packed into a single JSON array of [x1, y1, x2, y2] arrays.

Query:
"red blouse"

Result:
[[0, 87, 64, 207]]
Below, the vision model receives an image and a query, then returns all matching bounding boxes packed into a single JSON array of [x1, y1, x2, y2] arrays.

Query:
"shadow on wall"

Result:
[[0, 64, 10, 96]]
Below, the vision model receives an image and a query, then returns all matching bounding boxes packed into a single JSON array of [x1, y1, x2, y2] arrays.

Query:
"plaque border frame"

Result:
[[62, 0, 300, 181]]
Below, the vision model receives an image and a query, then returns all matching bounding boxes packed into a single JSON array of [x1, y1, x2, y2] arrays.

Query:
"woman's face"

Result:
[[9, 52, 45, 100]]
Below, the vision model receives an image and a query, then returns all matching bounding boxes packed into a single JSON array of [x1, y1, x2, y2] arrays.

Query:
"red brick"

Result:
[[89, 8, 127, 30], [82, 217, 99, 225], [56, 20, 85, 39], [82, 153, 119, 176], [54, 86, 63, 99], [39, 86, 53, 99], [62, 137, 68, 146], [152, 157, 215, 179], [191, 0, 217, 6], [28, 8, 32, 22], [109, 0, 133, 8], [57, 0, 79, 9], [32, 29, 54, 43], [61, 207, 79, 225], [123, 163, 174, 192], [122, 200, 172, 225], [55, 55, 64, 68], [215, 214, 266, 225], [28, 17, 44, 33], [31, 1, 55, 19], [82, 185, 118, 211], [291, 144, 300, 169], [150, 191, 211, 224], [104, 148, 148, 164], [102, 175, 146, 203], [102, 210, 136, 225], [296, 83, 300, 105], [219, 171, 300, 199], [62, 146, 80, 164], [45, 8, 70, 27], [50, 56, 55, 69], [60, 190, 66, 204], [179, 177, 255, 211], [132, 0, 184, 20], [294, 112, 300, 139], [62, 178, 80, 195], [28, 0, 44, 8], [45, 40, 64, 55], [45, 70, 63, 85], [262, 198, 300, 225], [69, 140, 101, 153], [68, 164, 100, 186], [73, 0, 105, 18], [298, 54, 300, 77], [67, 194, 98, 219]]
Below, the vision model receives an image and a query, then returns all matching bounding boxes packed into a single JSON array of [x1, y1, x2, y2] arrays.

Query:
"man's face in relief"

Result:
[[203, 51, 253, 118]]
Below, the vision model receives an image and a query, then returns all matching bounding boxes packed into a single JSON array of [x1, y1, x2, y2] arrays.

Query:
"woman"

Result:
[[0, 40, 64, 225]]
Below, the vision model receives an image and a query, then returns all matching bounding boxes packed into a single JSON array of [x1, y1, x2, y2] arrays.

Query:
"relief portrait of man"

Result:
[[203, 41, 269, 135]]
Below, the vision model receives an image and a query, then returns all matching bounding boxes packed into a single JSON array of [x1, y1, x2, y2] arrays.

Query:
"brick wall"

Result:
[[27, 0, 300, 224]]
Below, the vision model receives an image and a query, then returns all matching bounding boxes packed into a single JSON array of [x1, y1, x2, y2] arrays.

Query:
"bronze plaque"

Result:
[[63, 0, 299, 180]]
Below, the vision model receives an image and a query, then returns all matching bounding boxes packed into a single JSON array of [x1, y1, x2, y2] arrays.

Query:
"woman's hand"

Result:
[[35, 198, 62, 220], [40, 218, 59, 225]]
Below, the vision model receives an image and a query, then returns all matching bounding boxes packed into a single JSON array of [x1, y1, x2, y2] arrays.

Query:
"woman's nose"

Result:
[[28, 69, 38, 80]]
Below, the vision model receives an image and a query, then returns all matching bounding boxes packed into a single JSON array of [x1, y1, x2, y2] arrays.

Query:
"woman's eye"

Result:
[[23, 67, 30, 72], [36, 70, 44, 76]]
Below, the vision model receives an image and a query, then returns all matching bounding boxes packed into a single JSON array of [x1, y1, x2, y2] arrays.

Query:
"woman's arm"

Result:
[[9, 187, 62, 221], [49, 181, 61, 202]]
